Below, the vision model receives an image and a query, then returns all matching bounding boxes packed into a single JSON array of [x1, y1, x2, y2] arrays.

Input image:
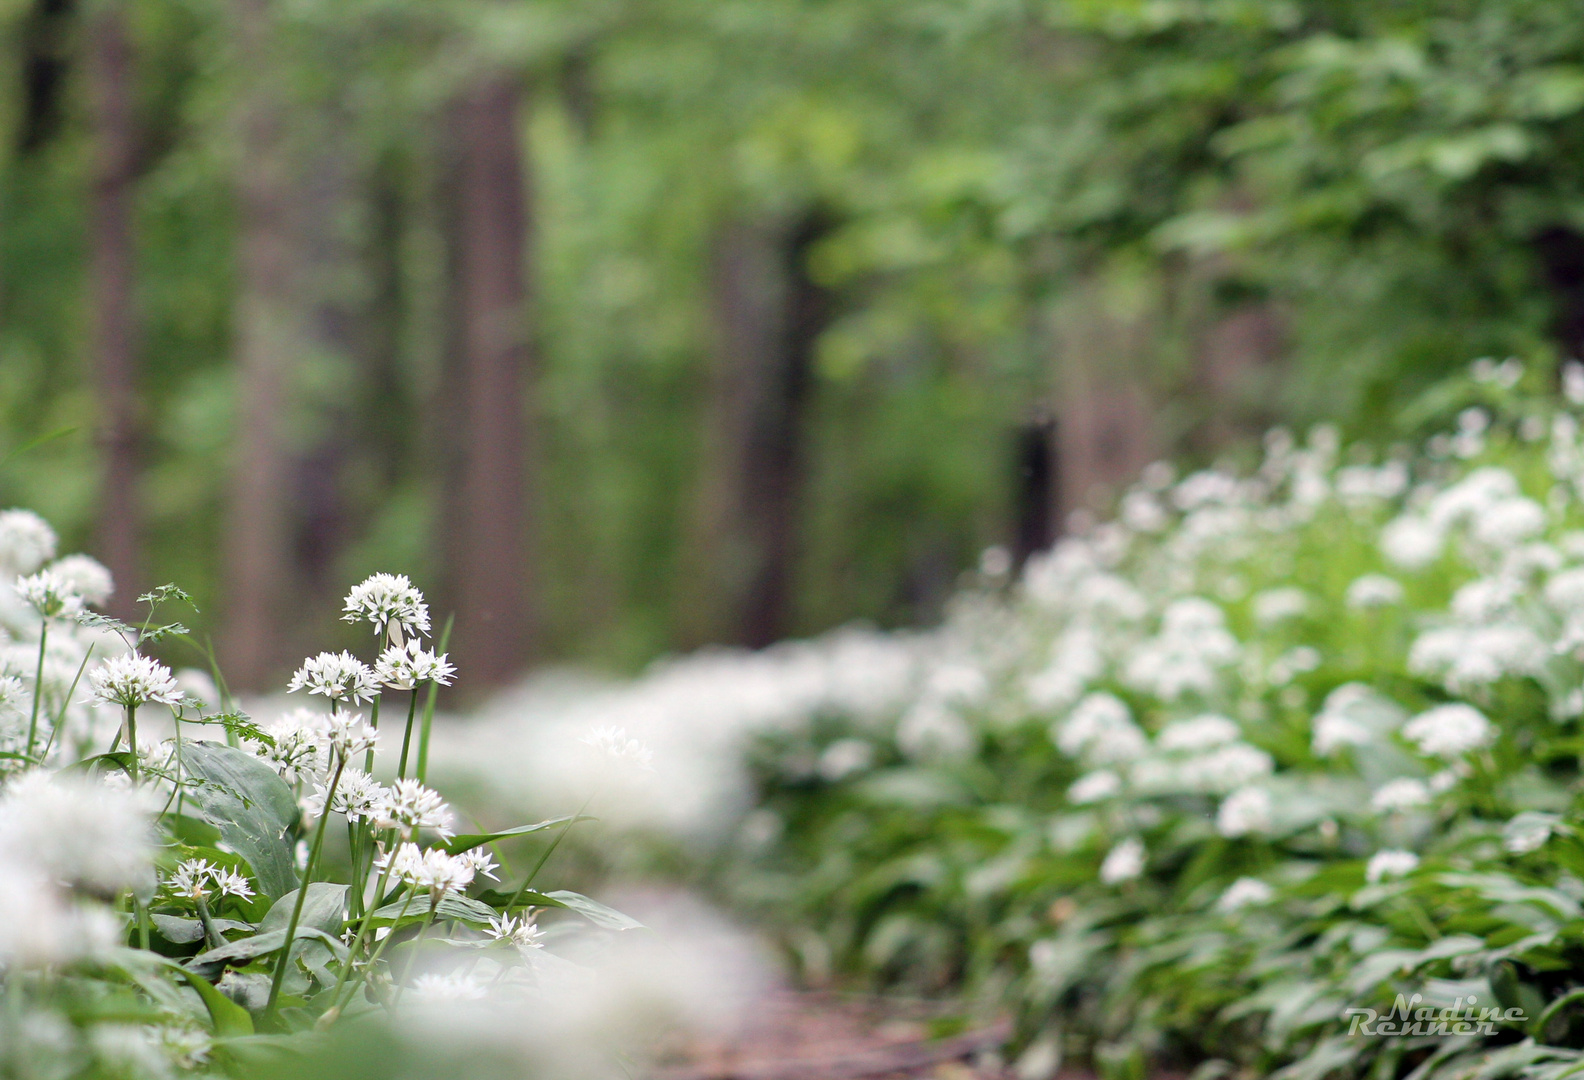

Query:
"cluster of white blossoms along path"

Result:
[[0, 540, 652, 1077]]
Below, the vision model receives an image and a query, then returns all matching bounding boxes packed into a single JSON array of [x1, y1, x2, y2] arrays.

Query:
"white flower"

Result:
[[0, 510, 56, 576], [1402, 703, 1494, 758], [286, 652, 378, 704], [0, 675, 25, 714], [46, 555, 113, 607], [377, 842, 474, 896], [374, 640, 456, 690], [1068, 770, 1121, 804], [315, 711, 379, 759], [408, 971, 487, 1003], [1157, 714, 1240, 752], [1365, 849, 1420, 883], [485, 912, 544, 950], [817, 739, 873, 781], [1055, 693, 1147, 763], [1252, 587, 1308, 626], [375, 778, 453, 837], [1099, 837, 1145, 885], [1216, 877, 1274, 913], [1177, 743, 1274, 794], [245, 708, 328, 784], [1504, 812, 1561, 855], [1371, 778, 1432, 812], [167, 858, 253, 901], [1381, 516, 1443, 569], [1312, 711, 1372, 756], [87, 653, 182, 710], [15, 571, 82, 618], [579, 725, 655, 771], [303, 767, 387, 825], [0, 772, 155, 895], [1216, 786, 1273, 838], [342, 574, 430, 645], [459, 848, 499, 881], [1346, 574, 1404, 610]]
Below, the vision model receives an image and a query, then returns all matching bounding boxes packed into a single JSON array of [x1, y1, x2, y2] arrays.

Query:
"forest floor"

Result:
[[646, 990, 1021, 1080]]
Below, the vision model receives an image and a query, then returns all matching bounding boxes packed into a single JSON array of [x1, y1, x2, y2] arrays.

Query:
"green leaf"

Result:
[[180, 742, 299, 898], [442, 815, 595, 855], [151, 914, 253, 945], [260, 883, 348, 937], [63, 751, 136, 778], [369, 892, 499, 926], [188, 926, 346, 968], [540, 890, 644, 931]]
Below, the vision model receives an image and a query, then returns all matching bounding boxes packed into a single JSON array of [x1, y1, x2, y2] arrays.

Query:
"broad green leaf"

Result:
[[181, 742, 299, 898], [151, 914, 253, 945], [442, 815, 595, 855], [541, 890, 644, 931], [370, 892, 499, 926], [188, 926, 347, 968], [260, 883, 348, 937]]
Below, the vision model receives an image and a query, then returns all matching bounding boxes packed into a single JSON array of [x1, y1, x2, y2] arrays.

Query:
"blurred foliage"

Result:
[[3, 0, 1584, 668]]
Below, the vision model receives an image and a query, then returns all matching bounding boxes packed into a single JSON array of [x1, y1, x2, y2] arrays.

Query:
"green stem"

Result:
[[195, 895, 223, 951], [416, 615, 452, 784], [25, 622, 46, 759], [397, 690, 419, 779], [364, 695, 381, 775], [125, 703, 138, 783], [328, 877, 411, 1019], [38, 643, 92, 765], [264, 751, 346, 1021], [391, 897, 440, 1005]]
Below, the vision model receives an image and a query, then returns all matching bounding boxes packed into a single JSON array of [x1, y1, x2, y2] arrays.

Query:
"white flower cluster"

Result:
[[167, 857, 254, 902]]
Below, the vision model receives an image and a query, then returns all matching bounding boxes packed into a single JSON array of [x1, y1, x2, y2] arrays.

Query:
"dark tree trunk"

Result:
[[222, 0, 295, 689], [17, 0, 75, 154], [1012, 414, 1057, 568], [440, 77, 534, 688], [1537, 227, 1584, 363], [683, 214, 827, 649], [85, 2, 141, 619]]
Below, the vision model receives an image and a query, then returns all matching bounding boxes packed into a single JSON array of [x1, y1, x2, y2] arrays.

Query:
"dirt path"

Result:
[[648, 991, 1016, 1080]]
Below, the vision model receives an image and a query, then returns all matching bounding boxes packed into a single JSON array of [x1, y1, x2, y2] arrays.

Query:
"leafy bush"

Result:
[[724, 360, 1584, 1080], [0, 532, 645, 1077]]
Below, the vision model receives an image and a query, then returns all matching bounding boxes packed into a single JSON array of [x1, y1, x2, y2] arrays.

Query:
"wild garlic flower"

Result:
[[579, 725, 655, 771], [0, 675, 25, 714], [1100, 837, 1145, 884], [374, 778, 452, 837], [303, 767, 386, 824], [87, 654, 182, 710], [167, 858, 254, 902], [374, 640, 456, 690], [376, 842, 474, 896], [459, 848, 499, 881], [409, 971, 487, 1003], [244, 708, 327, 785], [1371, 777, 1432, 812], [1216, 786, 1273, 838], [0, 771, 155, 896], [1216, 877, 1274, 913], [1402, 703, 1495, 758], [15, 570, 82, 619], [287, 652, 378, 704], [485, 912, 544, 950], [0, 509, 56, 576], [342, 574, 430, 646], [45, 555, 113, 607], [1365, 849, 1420, 883], [316, 711, 378, 760], [1068, 770, 1121, 804]]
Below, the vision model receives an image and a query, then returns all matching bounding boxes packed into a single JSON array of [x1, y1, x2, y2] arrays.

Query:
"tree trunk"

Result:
[[221, 0, 295, 689], [682, 214, 825, 649], [1050, 277, 1160, 527], [440, 77, 534, 688], [85, 1, 140, 619]]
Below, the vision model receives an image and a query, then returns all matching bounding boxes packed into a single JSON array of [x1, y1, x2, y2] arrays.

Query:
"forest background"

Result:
[[3, 0, 1583, 691]]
